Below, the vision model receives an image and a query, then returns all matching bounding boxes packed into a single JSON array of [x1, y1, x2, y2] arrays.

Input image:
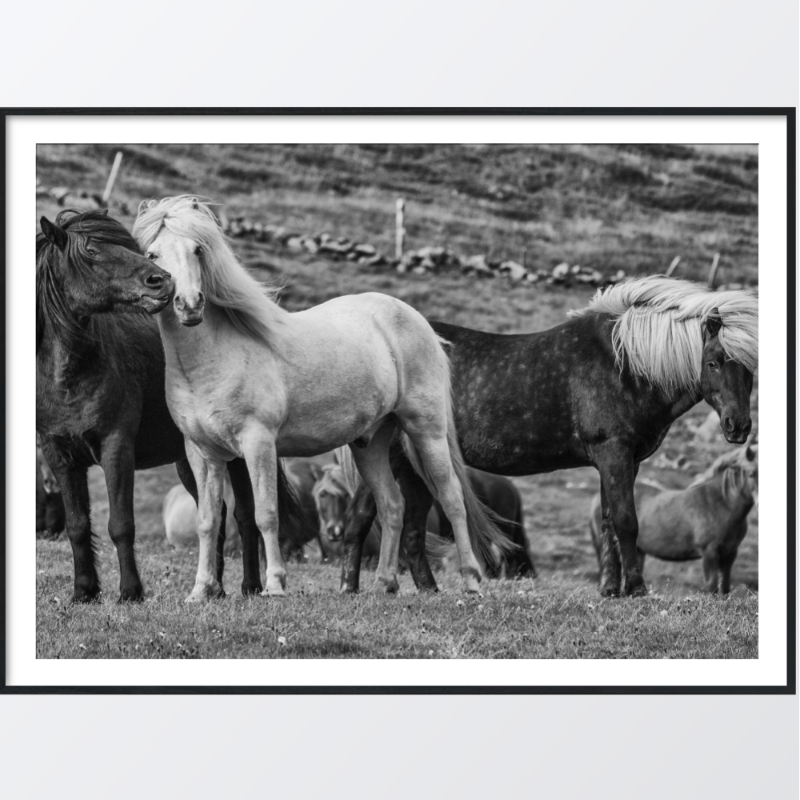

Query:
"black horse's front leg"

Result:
[[340, 483, 378, 593], [42, 441, 99, 602], [176, 456, 228, 588], [226, 458, 263, 596], [100, 435, 144, 602], [593, 444, 646, 598]]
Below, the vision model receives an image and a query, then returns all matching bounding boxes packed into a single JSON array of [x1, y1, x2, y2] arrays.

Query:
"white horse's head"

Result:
[[134, 196, 219, 326]]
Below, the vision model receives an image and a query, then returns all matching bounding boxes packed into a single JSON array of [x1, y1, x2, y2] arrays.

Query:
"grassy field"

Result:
[[35, 144, 758, 661]]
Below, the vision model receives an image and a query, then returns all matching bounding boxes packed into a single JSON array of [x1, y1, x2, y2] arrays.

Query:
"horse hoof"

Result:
[[72, 589, 101, 604], [340, 584, 360, 595], [118, 585, 144, 603], [627, 583, 648, 598], [241, 582, 263, 596], [599, 585, 621, 599], [185, 582, 224, 603], [461, 567, 482, 594]]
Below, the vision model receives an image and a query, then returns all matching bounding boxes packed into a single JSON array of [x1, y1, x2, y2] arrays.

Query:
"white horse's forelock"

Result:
[[687, 445, 757, 501], [569, 276, 758, 393], [133, 196, 285, 349]]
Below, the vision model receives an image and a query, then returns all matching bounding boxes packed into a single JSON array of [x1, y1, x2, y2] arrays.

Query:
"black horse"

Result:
[[339, 277, 758, 597], [36, 209, 304, 602]]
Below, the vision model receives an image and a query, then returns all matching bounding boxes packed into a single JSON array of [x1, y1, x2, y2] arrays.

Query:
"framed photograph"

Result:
[[5, 108, 795, 693]]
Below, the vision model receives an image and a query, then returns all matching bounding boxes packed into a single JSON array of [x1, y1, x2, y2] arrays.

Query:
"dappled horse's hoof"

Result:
[[461, 568, 482, 594], [340, 583, 360, 595], [185, 581, 225, 603], [626, 581, 648, 598], [599, 584, 621, 599], [72, 587, 101, 604]]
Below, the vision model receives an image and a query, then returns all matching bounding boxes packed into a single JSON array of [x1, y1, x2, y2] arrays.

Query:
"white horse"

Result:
[[133, 196, 505, 601]]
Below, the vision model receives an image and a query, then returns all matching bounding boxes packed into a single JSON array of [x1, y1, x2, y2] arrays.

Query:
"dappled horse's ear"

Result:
[[704, 311, 723, 339], [40, 216, 68, 250]]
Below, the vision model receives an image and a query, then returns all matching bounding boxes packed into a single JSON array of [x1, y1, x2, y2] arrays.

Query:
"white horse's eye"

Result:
[[147, 252, 158, 261]]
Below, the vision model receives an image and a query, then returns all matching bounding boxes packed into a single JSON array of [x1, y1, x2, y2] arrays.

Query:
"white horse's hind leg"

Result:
[[348, 425, 404, 593], [184, 442, 226, 602], [404, 432, 482, 593], [242, 432, 287, 596]]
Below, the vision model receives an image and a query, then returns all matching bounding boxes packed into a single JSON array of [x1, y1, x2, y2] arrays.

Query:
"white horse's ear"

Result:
[[308, 464, 324, 482], [745, 445, 756, 461], [138, 199, 157, 216], [191, 197, 199, 210]]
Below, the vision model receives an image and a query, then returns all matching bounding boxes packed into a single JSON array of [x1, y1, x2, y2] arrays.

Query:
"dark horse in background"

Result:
[[36, 210, 304, 602], [429, 469, 534, 578], [36, 434, 66, 535], [341, 277, 758, 597]]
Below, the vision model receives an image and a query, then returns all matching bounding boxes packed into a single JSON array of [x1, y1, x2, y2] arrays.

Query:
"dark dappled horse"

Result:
[[36, 210, 304, 602], [341, 276, 758, 597], [590, 444, 758, 594]]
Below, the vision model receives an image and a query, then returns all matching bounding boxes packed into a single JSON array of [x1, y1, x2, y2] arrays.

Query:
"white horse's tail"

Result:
[[399, 367, 517, 573]]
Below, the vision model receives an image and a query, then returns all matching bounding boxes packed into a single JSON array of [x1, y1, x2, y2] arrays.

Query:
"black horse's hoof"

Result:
[[599, 585, 621, 599], [118, 585, 144, 603], [626, 582, 648, 598], [241, 582, 263, 596]]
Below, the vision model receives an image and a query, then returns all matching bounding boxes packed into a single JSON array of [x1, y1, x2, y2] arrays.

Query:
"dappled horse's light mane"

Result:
[[133, 196, 285, 348], [687, 446, 757, 502], [568, 276, 758, 393], [312, 464, 351, 503]]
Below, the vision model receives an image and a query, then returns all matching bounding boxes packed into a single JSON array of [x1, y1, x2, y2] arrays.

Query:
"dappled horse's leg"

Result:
[[183, 442, 227, 602], [42, 442, 99, 602], [176, 456, 228, 588], [593, 443, 646, 597], [100, 434, 144, 602], [340, 483, 378, 593], [226, 458, 264, 595], [598, 484, 622, 597], [702, 545, 721, 594], [240, 434, 286, 596], [719, 551, 737, 595], [350, 424, 405, 594], [395, 455, 437, 592]]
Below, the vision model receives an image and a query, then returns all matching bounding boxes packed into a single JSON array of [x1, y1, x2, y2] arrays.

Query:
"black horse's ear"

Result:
[[100, 209, 109, 216], [40, 216, 68, 250], [705, 312, 723, 339]]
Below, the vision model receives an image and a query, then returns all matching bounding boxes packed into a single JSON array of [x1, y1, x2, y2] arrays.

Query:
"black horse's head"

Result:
[[700, 315, 754, 444], [38, 210, 174, 316]]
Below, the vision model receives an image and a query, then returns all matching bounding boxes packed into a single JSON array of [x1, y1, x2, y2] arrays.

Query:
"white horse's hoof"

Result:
[[376, 575, 400, 594], [185, 581, 224, 603], [461, 569, 482, 594], [263, 573, 287, 597]]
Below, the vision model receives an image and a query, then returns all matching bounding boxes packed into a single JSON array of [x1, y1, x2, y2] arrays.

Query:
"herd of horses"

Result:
[[35, 196, 759, 608]]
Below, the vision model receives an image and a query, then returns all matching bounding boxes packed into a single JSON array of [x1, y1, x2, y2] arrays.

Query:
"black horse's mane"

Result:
[[36, 209, 154, 379]]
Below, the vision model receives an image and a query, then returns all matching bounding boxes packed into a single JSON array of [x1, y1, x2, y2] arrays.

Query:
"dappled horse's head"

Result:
[[311, 464, 351, 541], [37, 210, 173, 317], [700, 312, 755, 444], [133, 196, 221, 327]]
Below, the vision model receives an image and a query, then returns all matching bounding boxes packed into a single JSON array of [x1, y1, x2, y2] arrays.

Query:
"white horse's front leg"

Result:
[[242, 432, 286, 596], [184, 442, 227, 603]]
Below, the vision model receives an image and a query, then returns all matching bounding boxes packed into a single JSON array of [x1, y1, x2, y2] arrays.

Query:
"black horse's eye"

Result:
[[86, 247, 98, 257], [706, 361, 719, 371], [194, 245, 202, 257]]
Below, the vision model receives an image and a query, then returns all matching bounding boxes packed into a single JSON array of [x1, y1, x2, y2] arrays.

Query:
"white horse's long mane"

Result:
[[133, 195, 285, 347], [569, 276, 758, 393]]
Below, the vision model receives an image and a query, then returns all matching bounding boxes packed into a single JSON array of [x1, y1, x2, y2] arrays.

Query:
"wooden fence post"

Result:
[[707, 252, 721, 289], [665, 256, 681, 278], [395, 198, 405, 260], [102, 151, 124, 204]]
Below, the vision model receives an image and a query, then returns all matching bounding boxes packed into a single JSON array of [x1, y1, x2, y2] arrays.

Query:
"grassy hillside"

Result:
[[37, 143, 758, 286]]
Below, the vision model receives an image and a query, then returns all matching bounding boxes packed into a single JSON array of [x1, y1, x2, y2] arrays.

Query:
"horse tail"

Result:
[[400, 369, 517, 574]]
